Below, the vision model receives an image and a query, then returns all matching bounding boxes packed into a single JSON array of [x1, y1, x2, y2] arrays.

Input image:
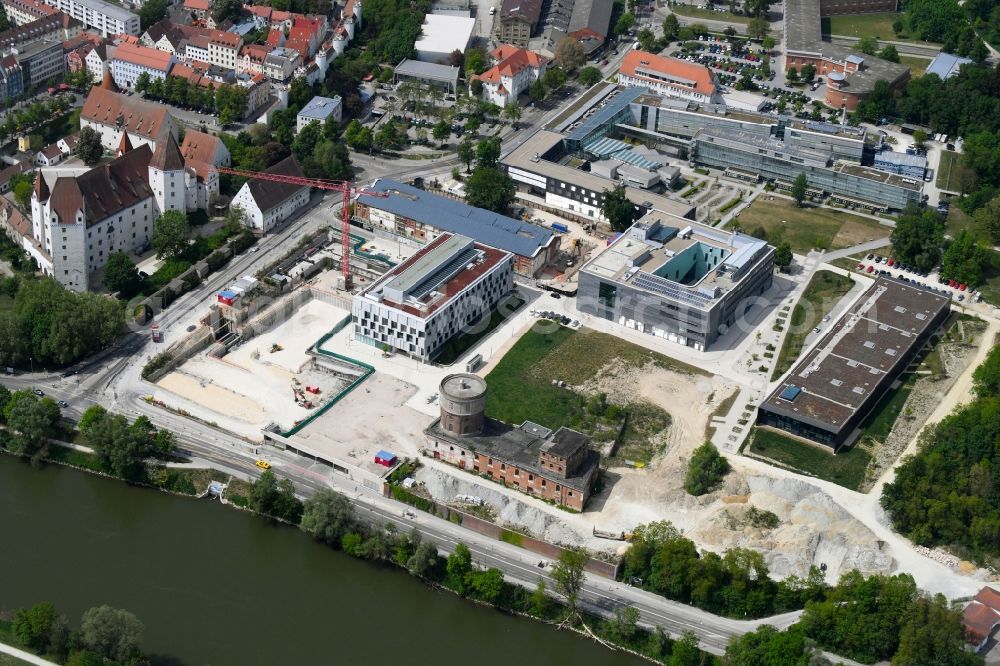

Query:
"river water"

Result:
[[0, 455, 643, 666]]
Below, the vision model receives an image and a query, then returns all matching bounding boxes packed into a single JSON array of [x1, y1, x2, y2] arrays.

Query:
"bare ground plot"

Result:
[[937, 150, 975, 193], [731, 197, 889, 254], [155, 300, 351, 432]]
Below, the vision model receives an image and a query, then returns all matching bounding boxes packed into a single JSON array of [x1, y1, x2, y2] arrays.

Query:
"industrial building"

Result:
[[352, 233, 514, 361], [758, 278, 950, 448], [392, 58, 460, 94], [354, 179, 559, 277], [424, 373, 600, 510], [414, 14, 475, 63], [784, 0, 909, 110], [577, 214, 774, 350]]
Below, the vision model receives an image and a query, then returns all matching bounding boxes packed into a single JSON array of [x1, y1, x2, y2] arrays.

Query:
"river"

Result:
[[0, 455, 644, 666]]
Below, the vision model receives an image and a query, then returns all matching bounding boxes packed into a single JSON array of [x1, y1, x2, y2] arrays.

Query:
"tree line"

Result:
[[136, 73, 249, 126], [6, 600, 148, 666]]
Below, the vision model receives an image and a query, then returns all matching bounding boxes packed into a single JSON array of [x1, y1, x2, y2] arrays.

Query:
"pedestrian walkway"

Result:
[[0, 642, 59, 666]]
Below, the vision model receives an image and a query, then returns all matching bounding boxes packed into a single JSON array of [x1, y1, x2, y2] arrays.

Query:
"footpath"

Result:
[[0, 641, 58, 666]]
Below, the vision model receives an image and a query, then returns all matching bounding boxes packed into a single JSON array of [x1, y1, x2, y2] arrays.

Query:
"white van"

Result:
[[489, 5, 496, 14]]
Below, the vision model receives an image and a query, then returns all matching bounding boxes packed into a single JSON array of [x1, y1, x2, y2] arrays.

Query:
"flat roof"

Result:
[[926, 52, 972, 80], [297, 95, 341, 120], [357, 178, 554, 258], [501, 129, 696, 219], [394, 58, 460, 83], [414, 14, 475, 56], [784, 118, 866, 141], [761, 278, 949, 434], [833, 162, 924, 190], [695, 126, 832, 167], [73, 0, 137, 22], [875, 150, 928, 168]]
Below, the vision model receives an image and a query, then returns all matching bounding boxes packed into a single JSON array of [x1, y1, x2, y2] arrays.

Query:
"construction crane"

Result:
[[215, 167, 389, 289]]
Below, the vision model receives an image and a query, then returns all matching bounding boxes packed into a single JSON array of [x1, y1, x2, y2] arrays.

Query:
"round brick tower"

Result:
[[439, 374, 487, 436]]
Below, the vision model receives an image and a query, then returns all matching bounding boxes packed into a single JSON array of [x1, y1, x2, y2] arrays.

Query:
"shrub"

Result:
[[683, 442, 730, 495]]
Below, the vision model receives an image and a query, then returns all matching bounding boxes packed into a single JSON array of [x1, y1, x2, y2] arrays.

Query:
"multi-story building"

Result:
[[2, 0, 58, 26], [263, 47, 299, 81], [577, 214, 774, 351], [81, 86, 177, 152], [82, 40, 106, 81], [414, 14, 474, 63], [38, 0, 139, 36], [471, 44, 547, 107], [424, 374, 600, 511], [874, 150, 927, 178], [110, 41, 174, 89], [493, 0, 540, 48], [691, 127, 923, 210], [0, 54, 23, 101], [237, 43, 269, 75], [352, 233, 514, 361], [354, 179, 559, 277], [0, 11, 80, 51], [230, 156, 310, 233], [26, 132, 206, 291], [14, 39, 64, 88], [618, 51, 722, 104], [296, 94, 342, 133], [179, 129, 228, 210], [758, 278, 949, 448], [207, 29, 241, 70]]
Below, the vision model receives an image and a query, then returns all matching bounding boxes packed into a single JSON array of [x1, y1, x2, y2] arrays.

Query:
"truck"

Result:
[[551, 222, 569, 234]]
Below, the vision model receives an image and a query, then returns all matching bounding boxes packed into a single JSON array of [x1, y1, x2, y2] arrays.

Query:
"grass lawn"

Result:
[[37, 108, 82, 146], [822, 12, 939, 44], [484, 327, 699, 462], [434, 294, 525, 365], [670, 5, 749, 24], [705, 389, 740, 440], [898, 54, 931, 77], [859, 376, 915, 441], [771, 270, 855, 380], [0, 294, 13, 312], [732, 197, 889, 254], [937, 150, 975, 193], [945, 205, 976, 238], [976, 250, 1000, 306], [748, 427, 871, 490]]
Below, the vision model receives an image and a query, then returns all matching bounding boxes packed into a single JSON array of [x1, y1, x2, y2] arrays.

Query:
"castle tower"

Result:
[[148, 133, 187, 215], [30, 172, 49, 241], [116, 131, 132, 157]]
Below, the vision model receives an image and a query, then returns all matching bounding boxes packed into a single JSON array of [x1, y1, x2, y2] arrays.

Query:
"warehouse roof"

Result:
[[357, 179, 555, 259], [414, 14, 474, 58], [926, 52, 972, 80]]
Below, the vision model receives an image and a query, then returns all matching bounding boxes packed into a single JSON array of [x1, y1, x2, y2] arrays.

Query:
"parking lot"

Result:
[[856, 252, 981, 304]]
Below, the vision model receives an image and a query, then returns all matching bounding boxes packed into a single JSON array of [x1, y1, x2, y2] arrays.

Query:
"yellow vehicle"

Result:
[[255, 460, 271, 470]]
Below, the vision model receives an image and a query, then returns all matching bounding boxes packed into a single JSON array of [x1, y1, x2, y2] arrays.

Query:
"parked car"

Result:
[[32, 389, 43, 396], [57, 400, 68, 408], [255, 460, 271, 470]]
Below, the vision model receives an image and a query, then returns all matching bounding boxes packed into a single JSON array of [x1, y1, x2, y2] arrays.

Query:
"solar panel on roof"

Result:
[[779, 386, 801, 401], [631, 271, 714, 306]]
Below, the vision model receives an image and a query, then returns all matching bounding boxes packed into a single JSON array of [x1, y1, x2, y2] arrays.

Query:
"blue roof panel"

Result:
[[357, 180, 553, 258], [779, 386, 801, 401]]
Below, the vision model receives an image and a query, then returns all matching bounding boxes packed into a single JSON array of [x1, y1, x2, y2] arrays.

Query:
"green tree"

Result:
[[151, 210, 191, 260], [292, 121, 323, 161], [800, 63, 816, 83], [786, 67, 799, 83], [743, 0, 774, 17], [468, 567, 505, 603], [578, 66, 602, 87], [892, 18, 905, 35], [530, 579, 550, 617], [941, 230, 989, 285], [84, 411, 153, 480], [446, 543, 473, 594], [669, 630, 705, 666], [856, 35, 879, 54], [138, 0, 167, 30], [601, 184, 640, 231], [212, 0, 243, 24], [79, 606, 144, 663], [554, 36, 585, 70], [773, 242, 793, 271], [407, 541, 439, 577], [102, 252, 142, 297], [13, 179, 32, 209], [77, 126, 103, 166], [791, 172, 808, 206], [476, 137, 502, 168], [551, 548, 586, 616], [748, 16, 770, 40], [457, 137, 475, 172], [637, 28, 656, 52], [503, 103, 521, 126], [529, 78, 546, 103], [879, 44, 901, 62], [465, 48, 487, 75], [300, 490, 355, 547], [465, 167, 515, 213], [974, 196, 1000, 244], [5, 390, 61, 457], [662, 13, 680, 40], [13, 602, 58, 653], [725, 625, 815, 665], [762, 35, 775, 50], [432, 119, 450, 141], [615, 11, 635, 36], [890, 204, 944, 272], [684, 442, 731, 495], [542, 67, 567, 92], [892, 594, 980, 666], [608, 606, 640, 643]]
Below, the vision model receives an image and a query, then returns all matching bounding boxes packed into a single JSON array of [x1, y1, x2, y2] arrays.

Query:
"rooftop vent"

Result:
[[853, 386, 865, 394], [864, 341, 875, 349]]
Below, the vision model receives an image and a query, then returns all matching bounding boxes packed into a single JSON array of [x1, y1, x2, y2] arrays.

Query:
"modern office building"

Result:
[[691, 127, 923, 210], [758, 278, 949, 448], [393, 58, 460, 93], [577, 214, 774, 350], [39, 0, 139, 36], [296, 94, 343, 132], [13, 39, 64, 88], [618, 51, 722, 104], [874, 150, 927, 178], [352, 233, 514, 361], [354, 179, 559, 277], [783, 118, 867, 163]]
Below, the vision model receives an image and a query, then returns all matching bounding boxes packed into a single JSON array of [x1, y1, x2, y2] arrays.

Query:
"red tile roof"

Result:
[[240, 43, 270, 62], [184, 0, 209, 10], [209, 29, 241, 48], [619, 50, 717, 97], [474, 46, 547, 85], [179, 129, 222, 166], [265, 28, 283, 46], [113, 42, 173, 71], [965, 602, 1000, 645], [976, 587, 1000, 611], [53, 145, 154, 226], [82, 87, 171, 143]]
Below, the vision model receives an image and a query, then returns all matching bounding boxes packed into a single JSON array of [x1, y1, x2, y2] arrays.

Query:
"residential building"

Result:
[[926, 52, 972, 80], [263, 47, 299, 81], [471, 44, 547, 107], [2, 0, 58, 26], [179, 129, 228, 210], [14, 39, 64, 88], [237, 43, 269, 75], [352, 233, 514, 360], [56, 131, 78, 155], [964, 587, 1000, 652], [182, 34, 210, 62], [424, 374, 600, 510], [758, 278, 949, 448], [494, 0, 540, 48], [35, 143, 63, 166], [110, 41, 174, 89], [295, 95, 342, 133], [230, 156, 310, 233], [874, 150, 927, 178], [182, 0, 209, 19], [355, 178, 560, 277], [577, 214, 774, 351], [0, 159, 33, 193], [536, 0, 612, 56], [393, 58, 460, 94], [81, 86, 177, 152], [414, 14, 474, 63], [83, 41, 107, 82], [0, 11, 80, 51], [207, 29, 241, 70], [618, 51, 722, 104], [0, 54, 22, 101], [38, 0, 139, 36], [286, 15, 324, 58], [784, 0, 909, 110]]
